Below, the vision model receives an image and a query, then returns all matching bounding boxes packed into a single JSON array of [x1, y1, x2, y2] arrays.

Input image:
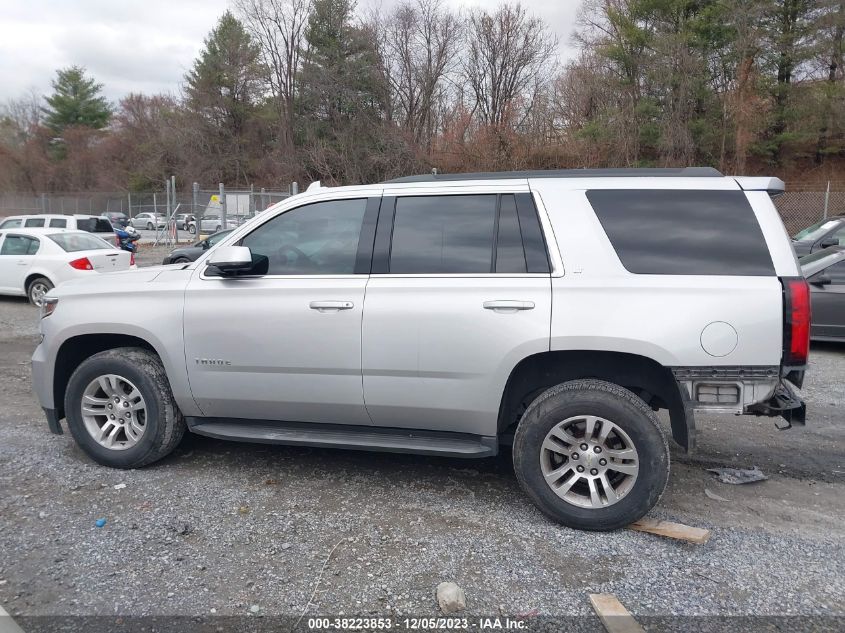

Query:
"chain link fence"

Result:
[[773, 185, 845, 234], [1, 180, 842, 238], [0, 184, 295, 237]]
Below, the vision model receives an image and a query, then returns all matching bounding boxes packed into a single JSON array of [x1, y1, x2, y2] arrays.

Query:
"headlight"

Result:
[[40, 297, 58, 319]]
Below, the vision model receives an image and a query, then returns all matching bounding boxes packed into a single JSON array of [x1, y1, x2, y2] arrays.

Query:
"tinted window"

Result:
[[495, 195, 526, 273], [24, 218, 45, 227], [0, 219, 22, 228], [48, 233, 112, 252], [49, 218, 67, 228], [587, 189, 775, 276], [241, 199, 366, 275], [1, 235, 39, 255], [390, 195, 497, 274]]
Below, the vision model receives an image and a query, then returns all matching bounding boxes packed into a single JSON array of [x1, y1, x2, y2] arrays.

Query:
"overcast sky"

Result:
[[0, 0, 582, 105]]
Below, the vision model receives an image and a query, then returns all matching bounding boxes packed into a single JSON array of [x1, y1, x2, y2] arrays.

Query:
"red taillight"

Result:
[[130, 252, 135, 266], [783, 277, 810, 366], [69, 257, 94, 271]]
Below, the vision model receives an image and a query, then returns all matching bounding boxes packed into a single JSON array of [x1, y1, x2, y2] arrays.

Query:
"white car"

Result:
[[187, 214, 238, 234], [0, 228, 134, 306], [0, 214, 115, 241], [129, 213, 167, 230]]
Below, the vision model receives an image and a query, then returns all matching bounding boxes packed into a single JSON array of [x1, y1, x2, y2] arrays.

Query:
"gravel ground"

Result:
[[0, 267, 843, 630]]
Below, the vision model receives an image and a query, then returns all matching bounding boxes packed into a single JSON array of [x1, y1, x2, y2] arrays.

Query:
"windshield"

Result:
[[48, 233, 113, 252], [793, 219, 840, 242], [800, 248, 845, 276]]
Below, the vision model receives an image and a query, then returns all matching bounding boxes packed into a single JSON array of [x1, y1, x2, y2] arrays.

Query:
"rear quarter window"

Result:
[[586, 189, 775, 276]]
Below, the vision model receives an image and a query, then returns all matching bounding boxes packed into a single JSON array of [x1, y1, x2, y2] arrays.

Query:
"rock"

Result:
[[436, 582, 466, 614], [249, 604, 260, 614], [281, 542, 291, 550]]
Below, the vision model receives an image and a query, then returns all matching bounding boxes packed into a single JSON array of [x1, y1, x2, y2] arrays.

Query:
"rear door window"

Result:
[[24, 218, 45, 227], [49, 218, 67, 228], [586, 189, 775, 276], [389, 195, 497, 274]]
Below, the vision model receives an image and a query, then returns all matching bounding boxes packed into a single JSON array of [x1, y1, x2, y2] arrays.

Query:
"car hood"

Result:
[[51, 266, 173, 298]]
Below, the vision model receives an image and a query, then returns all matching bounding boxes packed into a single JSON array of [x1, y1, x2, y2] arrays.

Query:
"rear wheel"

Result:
[[27, 277, 53, 307], [173, 257, 191, 264], [513, 379, 669, 531], [188, 225, 196, 234], [64, 347, 185, 469]]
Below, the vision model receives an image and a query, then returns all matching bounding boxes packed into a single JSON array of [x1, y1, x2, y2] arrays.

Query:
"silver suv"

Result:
[[31, 168, 809, 530]]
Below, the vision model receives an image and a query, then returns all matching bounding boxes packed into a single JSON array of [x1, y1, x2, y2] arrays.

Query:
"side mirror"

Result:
[[810, 273, 832, 286], [206, 246, 253, 275], [819, 238, 839, 249]]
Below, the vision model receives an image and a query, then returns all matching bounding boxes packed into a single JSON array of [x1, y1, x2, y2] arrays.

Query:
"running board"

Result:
[[185, 417, 498, 458]]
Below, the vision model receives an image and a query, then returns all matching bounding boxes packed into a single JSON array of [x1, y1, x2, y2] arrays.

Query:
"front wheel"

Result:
[[64, 347, 185, 469], [188, 225, 196, 234], [513, 379, 669, 531]]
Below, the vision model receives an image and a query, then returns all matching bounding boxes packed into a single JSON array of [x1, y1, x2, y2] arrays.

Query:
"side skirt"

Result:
[[185, 417, 499, 459]]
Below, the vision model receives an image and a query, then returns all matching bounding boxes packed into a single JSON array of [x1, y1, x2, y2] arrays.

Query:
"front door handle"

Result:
[[310, 300, 354, 312], [483, 300, 535, 312]]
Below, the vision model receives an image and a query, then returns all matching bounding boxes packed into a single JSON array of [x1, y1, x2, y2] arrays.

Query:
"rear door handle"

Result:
[[483, 300, 535, 312], [310, 300, 354, 312]]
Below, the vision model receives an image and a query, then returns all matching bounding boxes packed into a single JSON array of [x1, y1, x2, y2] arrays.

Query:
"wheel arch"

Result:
[[498, 350, 694, 452], [24, 271, 55, 294], [53, 334, 159, 422]]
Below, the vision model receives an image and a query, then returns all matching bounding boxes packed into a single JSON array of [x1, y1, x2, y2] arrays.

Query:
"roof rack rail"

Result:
[[383, 167, 723, 184]]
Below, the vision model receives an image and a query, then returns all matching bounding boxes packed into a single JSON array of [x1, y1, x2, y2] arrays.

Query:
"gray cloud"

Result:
[[0, 0, 582, 104]]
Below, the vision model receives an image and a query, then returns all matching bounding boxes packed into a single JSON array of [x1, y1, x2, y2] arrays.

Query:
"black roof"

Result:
[[384, 167, 724, 184]]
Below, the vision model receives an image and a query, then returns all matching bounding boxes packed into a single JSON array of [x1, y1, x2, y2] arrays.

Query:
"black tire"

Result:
[[215, 225, 221, 232], [513, 379, 669, 531], [188, 225, 196, 234], [173, 257, 191, 264], [26, 276, 53, 307], [64, 347, 185, 469], [146, 222, 154, 230]]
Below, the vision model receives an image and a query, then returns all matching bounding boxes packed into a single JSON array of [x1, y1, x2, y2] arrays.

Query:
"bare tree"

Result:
[[378, 0, 462, 153], [462, 3, 558, 129], [236, 0, 311, 149]]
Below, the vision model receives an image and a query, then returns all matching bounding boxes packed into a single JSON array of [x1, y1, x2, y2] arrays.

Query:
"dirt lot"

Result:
[[0, 262, 843, 630]]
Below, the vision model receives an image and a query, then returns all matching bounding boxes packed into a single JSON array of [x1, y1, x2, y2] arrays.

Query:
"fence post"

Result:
[[250, 183, 254, 217], [824, 181, 830, 220], [41, 193, 46, 214], [292, 181, 298, 195], [219, 182, 226, 229], [128, 192, 132, 218], [192, 182, 199, 223], [261, 187, 266, 212]]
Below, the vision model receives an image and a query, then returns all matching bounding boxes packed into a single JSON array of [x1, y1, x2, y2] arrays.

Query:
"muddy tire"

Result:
[[64, 347, 185, 469], [513, 379, 669, 531]]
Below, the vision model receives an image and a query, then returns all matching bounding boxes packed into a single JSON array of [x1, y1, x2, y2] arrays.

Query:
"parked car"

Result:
[[188, 214, 237, 234], [0, 228, 134, 306], [792, 216, 845, 256], [0, 214, 115, 241], [800, 246, 845, 342], [32, 167, 808, 531], [173, 214, 196, 231], [129, 213, 167, 230], [162, 229, 234, 264], [101, 211, 130, 228]]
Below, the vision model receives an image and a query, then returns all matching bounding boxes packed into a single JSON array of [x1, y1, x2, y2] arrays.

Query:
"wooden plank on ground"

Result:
[[588, 593, 645, 633], [628, 518, 712, 544]]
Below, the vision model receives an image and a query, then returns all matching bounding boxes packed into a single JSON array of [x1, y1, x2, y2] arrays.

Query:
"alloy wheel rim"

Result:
[[30, 283, 49, 307], [80, 374, 147, 451], [539, 415, 639, 509]]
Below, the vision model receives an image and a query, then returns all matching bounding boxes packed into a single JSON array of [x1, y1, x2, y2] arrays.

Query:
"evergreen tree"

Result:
[[42, 66, 111, 136]]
